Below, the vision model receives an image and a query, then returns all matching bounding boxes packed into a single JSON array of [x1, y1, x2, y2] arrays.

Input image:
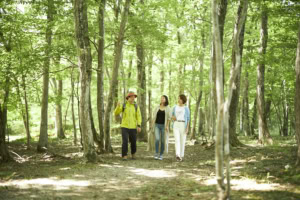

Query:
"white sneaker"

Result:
[[154, 155, 158, 160], [159, 156, 163, 160]]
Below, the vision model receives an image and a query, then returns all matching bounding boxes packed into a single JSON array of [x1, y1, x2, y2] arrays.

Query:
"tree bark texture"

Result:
[[71, 70, 77, 145], [228, 1, 248, 147], [191, 45, 204, 140], [53, 79, 65, 139], [137, 44, 147, 141], [147, 52, 155, 151], [257, 5, 273, 145], [22, 75, 31, 148], [74, 0, 97, 162], [295, 23, 300, 166], [97, 0, 106, 152], [37, 0, 53, 152], [103, 0, 131, 152], [212, 0, 226, 198], [243, 71, 250, 136]]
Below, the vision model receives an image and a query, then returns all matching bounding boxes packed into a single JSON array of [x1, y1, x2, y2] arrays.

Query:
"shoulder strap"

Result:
[[122, 103, 138, 113], [122, 103, 126, 112]]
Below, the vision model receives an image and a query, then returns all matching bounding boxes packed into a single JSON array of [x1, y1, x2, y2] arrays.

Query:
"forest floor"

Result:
[[0, 134, 300, 200]]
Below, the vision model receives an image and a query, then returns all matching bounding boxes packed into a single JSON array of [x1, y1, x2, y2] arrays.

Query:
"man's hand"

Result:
[[137, 127, 141, 133], [171, 116, 176, 121]]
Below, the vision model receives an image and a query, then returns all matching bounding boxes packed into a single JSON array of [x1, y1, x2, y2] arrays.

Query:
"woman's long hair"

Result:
[[161, 95, 169, 106]]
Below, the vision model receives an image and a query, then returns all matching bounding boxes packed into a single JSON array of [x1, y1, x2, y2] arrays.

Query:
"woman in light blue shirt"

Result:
[[171, 94, 190, 161]]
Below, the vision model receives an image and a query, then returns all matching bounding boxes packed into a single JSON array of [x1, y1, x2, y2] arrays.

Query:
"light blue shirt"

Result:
[[172, 105, 190, 129]]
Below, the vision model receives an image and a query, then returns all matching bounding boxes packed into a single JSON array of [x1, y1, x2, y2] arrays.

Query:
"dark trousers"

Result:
[[121, 128, 137, 157]]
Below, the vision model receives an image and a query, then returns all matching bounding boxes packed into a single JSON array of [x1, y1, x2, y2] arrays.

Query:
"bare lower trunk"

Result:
[[257, 6, 272, 145], [37, 0, 53, 152], [71, 72, 77, 145], [103, 0, 131, 152], [295, 23, 300, 166], [243, 71, 250, 136], [56, 80, 65, 139], [22, 75, 31, 148], [0, 79, 11, 162], [97, 0, 106, 152], [74, 0, 96, 162], [137, 43, 147, 142], [147, 52, 154, 151], [228, 1, 247, 147]]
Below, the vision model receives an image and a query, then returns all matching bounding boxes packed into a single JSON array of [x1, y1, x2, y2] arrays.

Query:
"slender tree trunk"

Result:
[[257, 5, 273, 145], [103, 0, 131, 152], [15, 76, 30, 148], [191, 44, 205, 140], [228, 1, 248, 147], [294, 23, 300, 166], [0, 81, 10, 162], [137, 43, 147, 141], [97, 0, 106, 152], [37, 0, 53, 152], [282, 80, 289, 136], [251, 98, 257, 136], [54, 79, 65, 139], [71, 70, 77, 145], [212, 0, 226, 198], [160, 57, 165, 93], [89, 88, 102, 150], [243, 70, 250, 136], [74, 0, 97, 162], [147, 51, 155, 151]]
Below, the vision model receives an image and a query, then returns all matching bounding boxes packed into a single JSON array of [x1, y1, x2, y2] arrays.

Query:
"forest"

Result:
[[0, 0, 300, 199]]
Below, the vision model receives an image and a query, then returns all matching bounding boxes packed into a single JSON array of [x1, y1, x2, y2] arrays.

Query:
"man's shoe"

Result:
[[154, 155, 159, 160], [159, 155, 163, 160], [122, 156, 128, 161], [176, 156, 181, 162]]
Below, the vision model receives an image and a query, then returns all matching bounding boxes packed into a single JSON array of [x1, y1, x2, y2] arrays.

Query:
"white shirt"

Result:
[[175, 106, 185, 121]]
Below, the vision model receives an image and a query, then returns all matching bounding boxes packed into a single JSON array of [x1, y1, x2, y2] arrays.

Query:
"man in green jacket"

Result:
[[114, 92, 142, 160]]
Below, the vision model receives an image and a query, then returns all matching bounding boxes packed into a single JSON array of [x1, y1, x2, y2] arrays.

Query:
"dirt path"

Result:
[[0, 136, 299, 200]]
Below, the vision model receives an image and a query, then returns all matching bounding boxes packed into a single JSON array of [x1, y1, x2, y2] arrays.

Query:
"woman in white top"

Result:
[[171, 94, 190, 161], [152, 95, 171, 160]]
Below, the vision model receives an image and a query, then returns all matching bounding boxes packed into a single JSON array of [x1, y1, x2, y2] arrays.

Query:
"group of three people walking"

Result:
[[114, 92, 190, 161]]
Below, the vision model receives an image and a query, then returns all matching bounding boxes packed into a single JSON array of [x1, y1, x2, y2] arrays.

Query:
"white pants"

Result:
[[173, 121, 186, 158]]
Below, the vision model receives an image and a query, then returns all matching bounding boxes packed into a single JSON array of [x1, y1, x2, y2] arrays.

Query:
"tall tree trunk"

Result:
[[282, 80, 289, 136], [191, 37, 205, 140], [97, 0, 106, 152], [147, 51, 155, 151], [137, 43, 147, 141], [71, 69, 77, 145], [0, 80, 10, 162], [251, 98, 257, 136], [53, 79, 65, 139], [103, 0, 131, 152], [22, 75, 31, 149], [212, 0, 226, 198], [15, 76, 31, 148], [228, 1, 248, 147], [89, 88, 102, 150], [257, 5, 273, 145], [213, 0, 248, 199], [243, 70, 250, 136], [294, 23, 300, 166], [37, 0, 53, 152], [74, 0, 97, 162], [160, 57, 165, 93]]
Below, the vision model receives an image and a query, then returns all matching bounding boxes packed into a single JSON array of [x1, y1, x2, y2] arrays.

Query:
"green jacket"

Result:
[[114, 101, 142, 129]]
